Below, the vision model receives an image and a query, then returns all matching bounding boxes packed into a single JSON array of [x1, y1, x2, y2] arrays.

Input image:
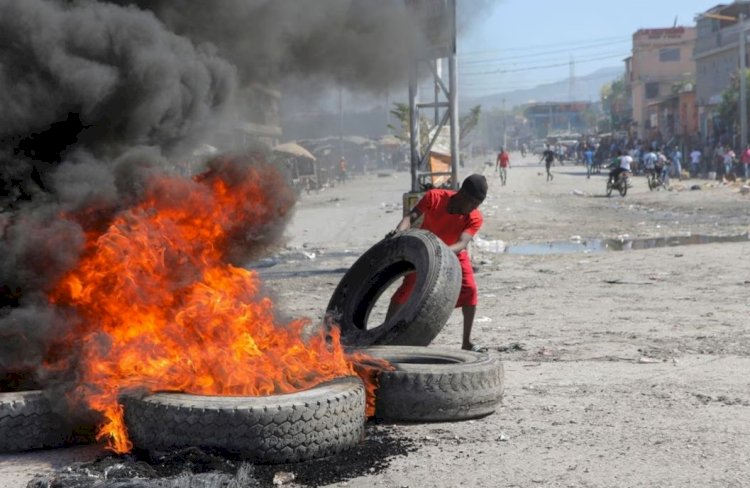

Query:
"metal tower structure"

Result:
[[406, 0, 459, 192]]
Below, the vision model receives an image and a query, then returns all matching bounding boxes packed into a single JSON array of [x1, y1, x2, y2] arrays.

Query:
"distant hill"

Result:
[[462, 66, 623, 110]]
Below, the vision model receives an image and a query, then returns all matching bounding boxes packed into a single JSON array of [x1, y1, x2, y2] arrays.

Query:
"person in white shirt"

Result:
[[689, 149, 702, 178], [656, 151, 670, 184], [608, 151, 632, 185]]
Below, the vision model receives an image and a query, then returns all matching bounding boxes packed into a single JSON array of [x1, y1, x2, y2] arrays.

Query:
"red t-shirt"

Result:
[[415, 189, 483, 246], [497, 152, 510, 168]]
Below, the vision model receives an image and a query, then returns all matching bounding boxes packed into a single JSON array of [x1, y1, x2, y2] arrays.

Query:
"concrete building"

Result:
[[626, 27, 696, 140], [523, 101, 593, 138], [645, 85, 698, 144], [694, 2, 750, 144]]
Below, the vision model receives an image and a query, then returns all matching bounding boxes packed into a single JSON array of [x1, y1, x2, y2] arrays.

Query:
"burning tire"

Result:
[[0, 390, 70, 452], [122, 377, 365, 463], [326, 229, 461, 347], [360, 346, 504, 421]]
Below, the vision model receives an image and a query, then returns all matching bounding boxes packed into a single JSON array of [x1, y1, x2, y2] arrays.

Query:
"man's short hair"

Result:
[[460, 174, 487, 201]]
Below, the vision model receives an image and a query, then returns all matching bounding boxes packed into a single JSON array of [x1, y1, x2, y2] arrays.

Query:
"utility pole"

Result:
[[339, 85, 344, 160], [502, 97, 507, 149], [740, 13, 748, 151]]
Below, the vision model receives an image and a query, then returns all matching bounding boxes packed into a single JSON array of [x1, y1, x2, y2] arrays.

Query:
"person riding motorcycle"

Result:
[[643, 149, 658, 180], [608, 151, 632, 186]]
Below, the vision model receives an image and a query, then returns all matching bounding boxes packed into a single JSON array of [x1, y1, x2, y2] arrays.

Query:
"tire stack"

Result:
[[122, 377, 365, 464], [0, 390, 75, 452], [326, 230, 505, 422]]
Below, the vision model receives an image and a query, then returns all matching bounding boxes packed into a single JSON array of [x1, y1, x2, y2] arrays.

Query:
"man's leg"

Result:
[[385, 273, 415, 321], [385, 299, 404, 322], [461, 305, 476, 350]]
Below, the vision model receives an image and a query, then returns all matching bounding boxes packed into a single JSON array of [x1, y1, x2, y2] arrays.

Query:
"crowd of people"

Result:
[[515, 139, 750, 183], [592, 144, 745, 181]]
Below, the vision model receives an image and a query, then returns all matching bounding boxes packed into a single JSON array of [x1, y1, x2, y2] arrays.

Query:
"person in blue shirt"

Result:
[[583, 147, 594, 179]]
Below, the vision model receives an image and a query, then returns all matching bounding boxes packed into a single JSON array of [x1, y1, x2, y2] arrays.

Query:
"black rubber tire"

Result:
[[326, 229, 461, 347], [606, 182, 613, 197], [122, 377, 365, 464], [0, 391, 70, 452], [359, 346, 504, 421], [619, 181, 628, 196]]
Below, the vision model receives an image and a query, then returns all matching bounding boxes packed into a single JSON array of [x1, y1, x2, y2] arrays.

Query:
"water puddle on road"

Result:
[[502, 233, 750, 255], [250, 235, 750, 278]]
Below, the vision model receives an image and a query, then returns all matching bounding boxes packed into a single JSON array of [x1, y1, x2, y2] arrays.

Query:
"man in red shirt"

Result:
[[387, 174, 487, 351], [742, 146, 750, 180], [496, 147, 510, 186]]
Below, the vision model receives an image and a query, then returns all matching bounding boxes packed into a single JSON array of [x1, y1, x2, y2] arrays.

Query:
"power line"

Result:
[[458, 35, 627, 57], [459, 39, 630, 65], [460, 49, 628, 74], [461, 52, 629, 76]]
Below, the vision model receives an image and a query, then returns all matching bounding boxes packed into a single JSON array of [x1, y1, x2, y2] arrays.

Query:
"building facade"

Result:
[[694, 2, 750, 145], [626, 27, 696, 140]]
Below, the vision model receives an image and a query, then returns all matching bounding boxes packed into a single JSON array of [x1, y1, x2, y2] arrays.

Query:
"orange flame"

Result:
[[48, 157, 385, 453]]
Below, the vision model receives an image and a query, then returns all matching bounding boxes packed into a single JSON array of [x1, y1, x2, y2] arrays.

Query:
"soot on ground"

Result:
[[27, 425, 415, 488]]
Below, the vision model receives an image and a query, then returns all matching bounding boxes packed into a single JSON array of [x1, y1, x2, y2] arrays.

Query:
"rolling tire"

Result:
[[619, 182, 628, 196], [326, 229, 461, 347], [359, 346, 504, 421], [122, 377, 365, 464], [0, 391, 71, 452], [606, 182, 613, 197]]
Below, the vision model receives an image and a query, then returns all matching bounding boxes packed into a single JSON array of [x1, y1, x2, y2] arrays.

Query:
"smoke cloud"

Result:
[[108, 0, 426, 90], [0, 0, 237, 383], [0, 0, 493, 392]]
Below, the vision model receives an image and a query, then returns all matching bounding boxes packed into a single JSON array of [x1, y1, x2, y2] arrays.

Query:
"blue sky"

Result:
[[458, 0, 715, 96]]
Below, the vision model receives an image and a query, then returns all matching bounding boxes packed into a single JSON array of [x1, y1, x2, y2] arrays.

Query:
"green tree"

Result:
[[388, 102, 430, 148], [600, 76, 630, 131], [717, 69, 750, 134], [387, 103, 482, 149], [459, 105, 482, 140]]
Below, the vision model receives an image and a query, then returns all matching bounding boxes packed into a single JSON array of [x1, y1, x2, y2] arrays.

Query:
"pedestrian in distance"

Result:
[[657, 151, 671, 186], [385, 174, 489, 352], [741, 146, 750, 180], [496, 147, 510, 186], [583, 146, 594, 179], [671, 146, 683, 180], [540, 145, 555, 181], [723, 147, 736, 180], [689, 148, 702, 178], [338, 157, 348, 183]]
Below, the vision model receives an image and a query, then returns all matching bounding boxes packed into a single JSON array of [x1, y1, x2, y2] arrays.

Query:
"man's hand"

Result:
[[384, 229, 400, 240]]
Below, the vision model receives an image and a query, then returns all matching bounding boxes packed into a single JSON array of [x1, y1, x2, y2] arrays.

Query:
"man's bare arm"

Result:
[[386, 208, 423, 239], [447, 231, 474, 254], [396, 208, 422, 231]]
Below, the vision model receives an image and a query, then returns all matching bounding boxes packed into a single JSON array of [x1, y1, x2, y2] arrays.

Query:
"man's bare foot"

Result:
[[462, 343, 488, 353]]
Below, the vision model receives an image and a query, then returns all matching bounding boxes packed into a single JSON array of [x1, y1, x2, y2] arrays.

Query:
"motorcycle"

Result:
[[606, 171, 630, 197], [647, 166, 668, 191]]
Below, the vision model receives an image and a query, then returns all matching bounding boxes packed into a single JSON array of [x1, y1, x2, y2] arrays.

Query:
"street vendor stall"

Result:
[[272, 142, 318, 192]]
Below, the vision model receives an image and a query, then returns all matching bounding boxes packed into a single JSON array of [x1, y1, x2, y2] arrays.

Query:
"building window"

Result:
[[645, 82, 660, 99], [659, 48, 681, 62]]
